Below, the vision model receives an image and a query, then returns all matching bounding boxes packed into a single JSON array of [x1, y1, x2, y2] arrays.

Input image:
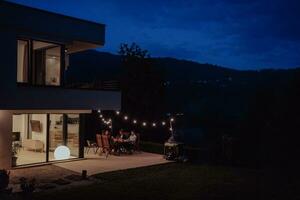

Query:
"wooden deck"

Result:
[[55, 152, 170, 175]]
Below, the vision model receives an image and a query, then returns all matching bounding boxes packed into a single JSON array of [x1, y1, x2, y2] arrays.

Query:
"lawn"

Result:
[[31, 163, 263, 200]]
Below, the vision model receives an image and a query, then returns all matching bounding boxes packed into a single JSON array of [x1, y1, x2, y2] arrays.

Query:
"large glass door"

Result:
[[12, 114, 47, 166], [12, 113, 81, 167]]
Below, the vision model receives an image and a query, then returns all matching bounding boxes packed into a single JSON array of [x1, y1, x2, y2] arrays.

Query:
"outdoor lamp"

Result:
[[54, 145, 70, 160]]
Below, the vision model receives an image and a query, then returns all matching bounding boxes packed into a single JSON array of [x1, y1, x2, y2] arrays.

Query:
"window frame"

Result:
[[17, 38, 65, 87]]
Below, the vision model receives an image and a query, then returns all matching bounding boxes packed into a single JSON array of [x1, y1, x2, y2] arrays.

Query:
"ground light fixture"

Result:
[[54, 145, 70, 160]]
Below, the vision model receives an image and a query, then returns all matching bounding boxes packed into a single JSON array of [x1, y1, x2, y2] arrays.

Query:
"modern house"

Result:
[[0, 1, 121, 169]]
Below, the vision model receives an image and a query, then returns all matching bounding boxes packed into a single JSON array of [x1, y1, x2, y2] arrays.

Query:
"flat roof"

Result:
[[3, 1, 105, 27]]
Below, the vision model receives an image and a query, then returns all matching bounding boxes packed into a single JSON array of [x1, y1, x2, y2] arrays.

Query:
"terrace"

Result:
[[9, 151, 170, 192]]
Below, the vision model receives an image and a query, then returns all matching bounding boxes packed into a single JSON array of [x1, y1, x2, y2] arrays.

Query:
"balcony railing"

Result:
[[64, 80, 120, 91]]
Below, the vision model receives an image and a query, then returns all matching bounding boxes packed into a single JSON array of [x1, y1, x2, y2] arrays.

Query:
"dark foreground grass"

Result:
[[30, 163, 300, 200], [31, 163, 265, 200]]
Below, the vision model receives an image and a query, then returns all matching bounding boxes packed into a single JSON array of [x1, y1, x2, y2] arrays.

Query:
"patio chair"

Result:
[[101, 135, 112, 158], [95, 134, 104, 155], [85, 140, 97, 154]]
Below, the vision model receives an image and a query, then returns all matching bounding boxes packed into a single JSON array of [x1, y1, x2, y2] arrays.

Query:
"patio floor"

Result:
[[55, 152, 170, 175]]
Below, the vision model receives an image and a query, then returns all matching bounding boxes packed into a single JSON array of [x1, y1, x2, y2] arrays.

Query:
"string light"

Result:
[[100, 111, 179, 129]]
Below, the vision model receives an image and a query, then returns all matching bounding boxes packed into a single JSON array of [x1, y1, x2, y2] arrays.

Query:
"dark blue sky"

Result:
[[8, 0, 300, 70]]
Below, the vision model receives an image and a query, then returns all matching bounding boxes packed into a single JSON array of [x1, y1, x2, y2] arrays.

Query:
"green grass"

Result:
[[32, 163, 261, 200]]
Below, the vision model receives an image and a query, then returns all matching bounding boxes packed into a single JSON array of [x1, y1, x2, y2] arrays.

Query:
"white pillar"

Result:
[[0, 110, 12, 169]]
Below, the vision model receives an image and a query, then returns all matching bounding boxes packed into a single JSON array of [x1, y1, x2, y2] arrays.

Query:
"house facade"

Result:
[[0, 2, 121, 169]]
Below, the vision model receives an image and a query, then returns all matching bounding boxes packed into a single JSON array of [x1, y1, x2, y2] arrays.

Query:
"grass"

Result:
[[31, 163, 262, 200]]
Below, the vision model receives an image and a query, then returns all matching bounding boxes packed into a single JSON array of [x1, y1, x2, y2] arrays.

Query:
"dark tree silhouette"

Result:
[[118, 43, 166, 139]]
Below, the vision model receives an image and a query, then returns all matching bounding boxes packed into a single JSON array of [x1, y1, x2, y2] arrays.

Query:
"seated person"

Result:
[[123, 131, 137, 152], [127, 131, 137, 144]]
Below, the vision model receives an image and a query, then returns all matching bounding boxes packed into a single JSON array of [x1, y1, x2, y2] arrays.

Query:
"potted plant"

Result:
[[0, 169, 12, 195]]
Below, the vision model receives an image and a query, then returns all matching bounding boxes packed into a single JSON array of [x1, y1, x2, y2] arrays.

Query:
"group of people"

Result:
[[101, 129, 138, 154]]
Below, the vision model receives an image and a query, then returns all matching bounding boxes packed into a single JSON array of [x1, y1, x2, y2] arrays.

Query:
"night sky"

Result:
[[7, 0, 300, 70]]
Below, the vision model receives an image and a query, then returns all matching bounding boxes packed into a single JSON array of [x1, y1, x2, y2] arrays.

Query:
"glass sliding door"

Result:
[[12, 114, 47, 166], [49, 114, 80, 161], [12, 113, 81, 166]]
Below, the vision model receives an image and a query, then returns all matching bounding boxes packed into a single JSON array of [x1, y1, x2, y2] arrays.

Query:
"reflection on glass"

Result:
[[12, 114, 47, 166], [67, 114, 79, 157], [33, 41, 61, 86], [49, 114, 64, 161]]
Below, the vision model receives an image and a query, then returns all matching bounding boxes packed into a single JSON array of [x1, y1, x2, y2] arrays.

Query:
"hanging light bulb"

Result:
[[97, 109, 101, 113], [152, 123, 156, 127], [116, 111, 120, 115], [133, 120, 137, 124], [99, 114, 103, 118], [142, 122, 147, 126], [170, 118, 174, 122], [124, 116, 128, 120], [162, 121, 166, 126]]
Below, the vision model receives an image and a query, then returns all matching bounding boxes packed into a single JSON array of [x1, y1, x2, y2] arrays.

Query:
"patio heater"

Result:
[[164, 117, 183, 160]]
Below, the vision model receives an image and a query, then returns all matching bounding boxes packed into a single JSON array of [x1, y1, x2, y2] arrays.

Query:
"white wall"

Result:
[[31, 114, 47, 151], [0, 110, 12, 169], [12, 114, 28, 142]]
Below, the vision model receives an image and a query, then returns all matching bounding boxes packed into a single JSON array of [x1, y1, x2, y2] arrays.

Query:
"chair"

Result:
[[95, 134, 104, 155], [85, 140, 96, 154], [101, 135, 112, 158]]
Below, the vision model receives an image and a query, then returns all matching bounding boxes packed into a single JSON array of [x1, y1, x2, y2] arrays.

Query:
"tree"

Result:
[[118, 43, 166, 139]]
